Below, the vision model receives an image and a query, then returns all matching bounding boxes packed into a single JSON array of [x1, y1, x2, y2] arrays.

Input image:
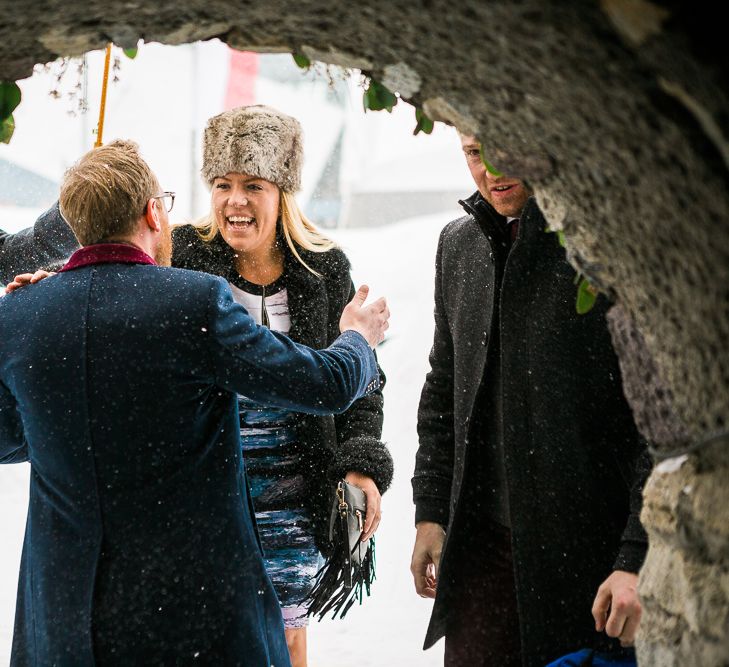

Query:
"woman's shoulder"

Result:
[[297, 245, 351, 280], [171, 224, 229, 274], [171, 223, 202, 251]]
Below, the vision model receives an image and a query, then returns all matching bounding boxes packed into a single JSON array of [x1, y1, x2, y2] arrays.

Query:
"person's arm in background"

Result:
[[411, 230, 455, 598], [0, 202, 79, 285]]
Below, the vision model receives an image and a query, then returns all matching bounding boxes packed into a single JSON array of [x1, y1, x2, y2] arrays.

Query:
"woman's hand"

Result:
[[344, 471, 382, 542]]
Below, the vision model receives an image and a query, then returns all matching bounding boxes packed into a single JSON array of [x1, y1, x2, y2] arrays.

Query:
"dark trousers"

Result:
[[444, 521, 521, 667]]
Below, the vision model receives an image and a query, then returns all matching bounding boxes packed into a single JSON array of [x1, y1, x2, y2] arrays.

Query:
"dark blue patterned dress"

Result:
[[229, 276, 320, 628]]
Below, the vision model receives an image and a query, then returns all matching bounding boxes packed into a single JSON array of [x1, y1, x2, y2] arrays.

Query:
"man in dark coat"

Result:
[[410, 135, 651, 667], [0, 202, 78, 284], [0, 140, 388, 666]]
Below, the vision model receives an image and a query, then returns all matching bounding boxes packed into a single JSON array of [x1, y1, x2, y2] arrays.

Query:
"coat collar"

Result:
[[460, 190, 502, 222], [204, 230, 328, 348], [173, 225, 330, 348], [59, 243, 156, 272], [279, 244, 328, 348], [459, 191, 543, 243]]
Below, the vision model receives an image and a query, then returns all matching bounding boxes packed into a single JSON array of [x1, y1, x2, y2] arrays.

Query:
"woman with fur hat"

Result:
[[171, 105, 392, 667]]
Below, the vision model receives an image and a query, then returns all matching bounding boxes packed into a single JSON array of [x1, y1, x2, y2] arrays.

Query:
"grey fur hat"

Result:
[[201, 105, 303, 192]]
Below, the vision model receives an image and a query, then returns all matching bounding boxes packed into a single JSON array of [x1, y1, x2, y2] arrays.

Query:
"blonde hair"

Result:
[[195, 189, 337, 275], [59, 139, 158, 246]]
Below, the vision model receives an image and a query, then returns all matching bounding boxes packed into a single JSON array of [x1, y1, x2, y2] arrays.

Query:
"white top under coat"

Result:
[[228, 282, 292, 334]]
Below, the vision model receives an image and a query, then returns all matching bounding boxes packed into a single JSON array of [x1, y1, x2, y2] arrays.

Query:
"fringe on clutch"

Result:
[[304, 479, 377, 620], [305, 535, 376, 621]]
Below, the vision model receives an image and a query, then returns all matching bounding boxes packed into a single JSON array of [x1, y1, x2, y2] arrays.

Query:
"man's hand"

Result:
[[592, 570, 642, 646], [4, 270, 55, 295], [339, 285, 390, 349], [410, 521, 446, 599], [344, 471, 382, 542]]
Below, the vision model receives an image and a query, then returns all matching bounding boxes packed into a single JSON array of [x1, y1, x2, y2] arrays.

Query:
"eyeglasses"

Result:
[[149, 191, 176, 213]]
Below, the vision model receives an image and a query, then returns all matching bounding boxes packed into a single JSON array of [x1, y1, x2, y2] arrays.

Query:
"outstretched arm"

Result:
[[208, 278, 385, 415]]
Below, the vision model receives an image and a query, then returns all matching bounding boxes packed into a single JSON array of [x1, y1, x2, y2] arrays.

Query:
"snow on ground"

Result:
[[0, 209, 464, 666]]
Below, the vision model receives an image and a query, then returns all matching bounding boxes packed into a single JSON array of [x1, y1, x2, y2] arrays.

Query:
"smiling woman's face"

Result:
[[211, 172, 280, 256]]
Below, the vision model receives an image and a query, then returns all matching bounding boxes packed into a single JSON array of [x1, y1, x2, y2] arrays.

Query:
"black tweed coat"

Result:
[[1, 202, 79, 284], [172, 224, 393, 553]]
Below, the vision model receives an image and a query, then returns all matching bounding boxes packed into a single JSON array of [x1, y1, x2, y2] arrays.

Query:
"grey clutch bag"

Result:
[[305, 480, 376, 620], [331, 479, 368, 573]]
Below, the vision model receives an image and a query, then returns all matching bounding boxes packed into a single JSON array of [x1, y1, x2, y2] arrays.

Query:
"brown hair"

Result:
[[59, 139, 159, 246]]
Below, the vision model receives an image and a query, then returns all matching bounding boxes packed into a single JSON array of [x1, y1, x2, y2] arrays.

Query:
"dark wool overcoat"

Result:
[[0, 244, 380, 666], [172, 224, 393, 551], [412, 194, 652, 666], [0, 202, 79, 284]]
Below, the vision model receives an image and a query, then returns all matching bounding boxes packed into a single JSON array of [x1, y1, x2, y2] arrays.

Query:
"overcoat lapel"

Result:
[[205, 231, 329, 347], [444, 218, 496, 429], [282, 255, 328, 348]]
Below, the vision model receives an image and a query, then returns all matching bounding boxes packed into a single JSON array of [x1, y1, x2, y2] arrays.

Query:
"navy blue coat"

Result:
[[0, 247, 378, 666]]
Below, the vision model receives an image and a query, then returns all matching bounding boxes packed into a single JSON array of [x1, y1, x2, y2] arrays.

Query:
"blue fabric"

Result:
[[0, 263, 378, 666], [238, 398, 320, 626], [546, 648, 637, 667]]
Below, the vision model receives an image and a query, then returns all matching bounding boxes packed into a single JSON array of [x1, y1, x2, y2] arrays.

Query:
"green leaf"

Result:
[[413, 108, 434, 136], [479, 144, 503, 177], [362, 79, 398, 113], [123, 47, 138, 59], [556, 230, 566, 247], [0, 81, 21, 121], [292, 53, 311, 69], [576, 277, 598, 314], [362, 86, 373, 112], [0, 114, 15, 144]]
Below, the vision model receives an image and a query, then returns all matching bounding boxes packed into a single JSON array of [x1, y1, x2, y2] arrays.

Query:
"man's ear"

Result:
[[144, 198, 161, 232]]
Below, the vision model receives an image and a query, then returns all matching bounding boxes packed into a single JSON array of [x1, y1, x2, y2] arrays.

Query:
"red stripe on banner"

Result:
[[224, 50, 259, 109]]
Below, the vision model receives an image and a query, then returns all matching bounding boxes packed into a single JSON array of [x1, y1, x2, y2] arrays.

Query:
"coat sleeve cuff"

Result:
[[336, 330, 380, 395], [614, 507, 648, 573], [414, 498, 450, 528], [328, 435, 394, 494], [613, 540, 647, 574], [412, 472, 452, 503]]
